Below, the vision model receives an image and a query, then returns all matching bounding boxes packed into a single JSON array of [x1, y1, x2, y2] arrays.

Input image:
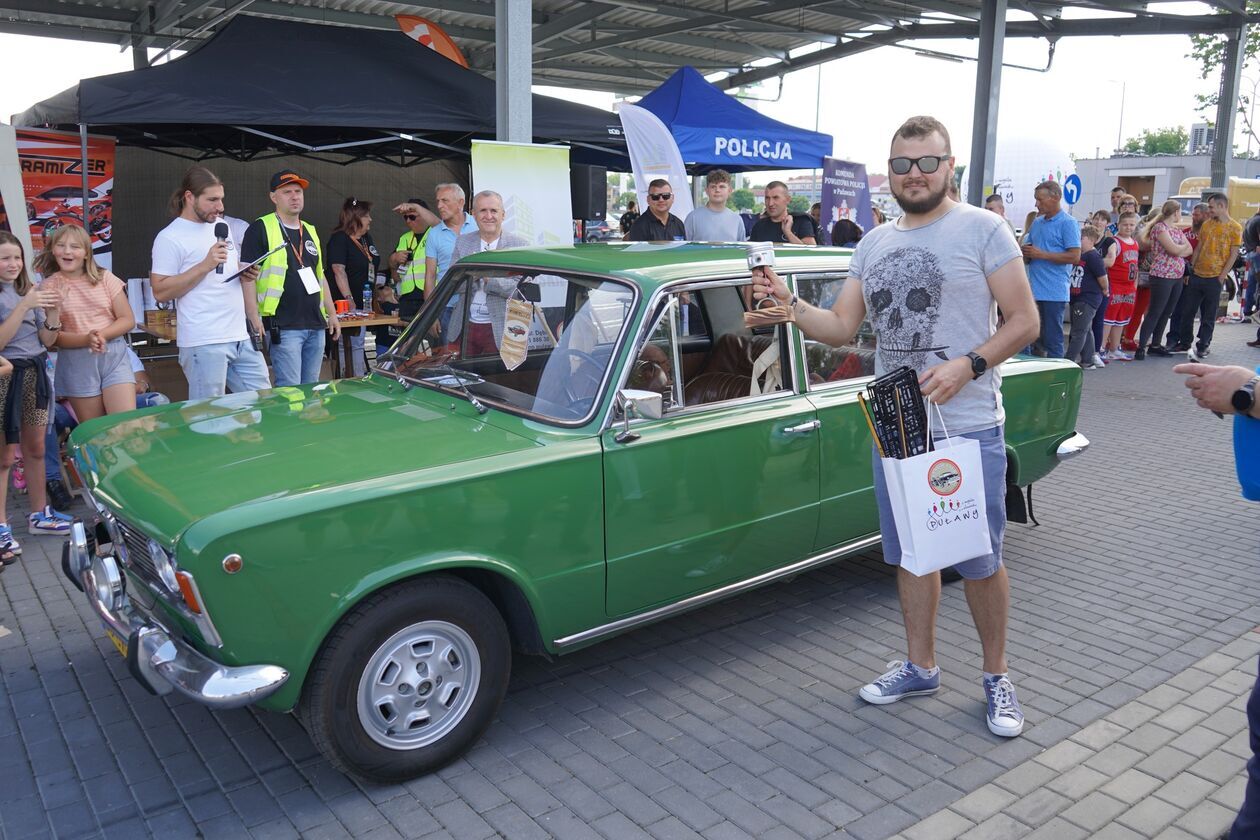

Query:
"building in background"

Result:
[[1190, 123, 1215, 155], [1072, 152, 1260, 218]]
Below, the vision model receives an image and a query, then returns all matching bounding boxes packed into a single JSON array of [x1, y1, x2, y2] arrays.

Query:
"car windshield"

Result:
[[385, 266, 635, 423]]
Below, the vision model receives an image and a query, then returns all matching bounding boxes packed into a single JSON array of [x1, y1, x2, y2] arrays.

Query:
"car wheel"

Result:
[[300, 576, 510, 782]]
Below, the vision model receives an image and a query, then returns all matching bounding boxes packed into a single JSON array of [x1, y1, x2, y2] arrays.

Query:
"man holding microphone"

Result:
[[150, 165, 271, 398]]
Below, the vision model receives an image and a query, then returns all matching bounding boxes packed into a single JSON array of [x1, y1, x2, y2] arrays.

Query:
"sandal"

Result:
[[0, 547, 13, 566]]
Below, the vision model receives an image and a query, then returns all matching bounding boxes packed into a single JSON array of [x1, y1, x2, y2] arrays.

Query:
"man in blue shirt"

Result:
[[1021, 180, 1081, 358], [422, 182, 478, 335], [423, 182, 479, 288]]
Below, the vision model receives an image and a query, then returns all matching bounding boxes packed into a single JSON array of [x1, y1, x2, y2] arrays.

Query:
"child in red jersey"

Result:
[[1103, 212, 1140, 361]]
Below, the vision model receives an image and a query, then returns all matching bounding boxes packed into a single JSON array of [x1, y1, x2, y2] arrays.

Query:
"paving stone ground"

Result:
[[1, 322, 1259, 840]]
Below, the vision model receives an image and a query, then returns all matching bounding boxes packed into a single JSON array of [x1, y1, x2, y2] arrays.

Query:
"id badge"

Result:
[[297, 266, 320, 294]]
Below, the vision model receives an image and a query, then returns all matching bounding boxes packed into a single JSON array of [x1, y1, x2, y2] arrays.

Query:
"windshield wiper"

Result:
[[424, 363, 488, 414]]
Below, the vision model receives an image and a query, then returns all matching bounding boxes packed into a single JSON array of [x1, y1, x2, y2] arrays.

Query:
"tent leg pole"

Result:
[[967, 0, 1006, 207], [79, 123, 91, 239]]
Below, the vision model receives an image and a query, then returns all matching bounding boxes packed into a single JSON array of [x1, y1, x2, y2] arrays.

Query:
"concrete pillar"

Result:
[[495, 0, 532, 143], [1212, 24, 1246, 188], [967, 0, 1007, 206]]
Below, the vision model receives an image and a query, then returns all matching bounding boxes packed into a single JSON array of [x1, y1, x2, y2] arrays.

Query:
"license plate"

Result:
[[104, 627, 128, 658]]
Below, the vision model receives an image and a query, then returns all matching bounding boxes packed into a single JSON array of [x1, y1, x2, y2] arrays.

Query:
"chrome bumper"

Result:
[[64, 521, 289, 709], [1056, 432, 1090, 461]]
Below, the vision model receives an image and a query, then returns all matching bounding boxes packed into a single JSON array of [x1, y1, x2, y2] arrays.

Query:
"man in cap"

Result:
[[240, 169, 340, 386]]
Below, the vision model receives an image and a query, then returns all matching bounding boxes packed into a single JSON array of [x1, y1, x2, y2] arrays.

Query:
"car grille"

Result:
[[114, 517, 159, 582]]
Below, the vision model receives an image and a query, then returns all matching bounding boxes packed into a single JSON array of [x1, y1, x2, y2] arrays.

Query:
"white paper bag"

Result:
[[880, 406, 992, 576]]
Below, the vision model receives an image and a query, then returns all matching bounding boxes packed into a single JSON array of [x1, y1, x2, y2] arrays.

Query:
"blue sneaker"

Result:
[[984, 674, 1025, 737], [45, 508, 73, 523], [28, 508, 71, 536], [0, 523, 22, 555], [859, 660, 940, 705]]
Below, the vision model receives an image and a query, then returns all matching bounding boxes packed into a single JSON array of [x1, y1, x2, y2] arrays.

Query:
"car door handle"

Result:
[[783, 420, 821, 435]]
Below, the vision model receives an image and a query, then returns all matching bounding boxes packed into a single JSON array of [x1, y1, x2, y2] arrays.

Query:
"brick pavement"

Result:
[[0, 322, 1258, 840]]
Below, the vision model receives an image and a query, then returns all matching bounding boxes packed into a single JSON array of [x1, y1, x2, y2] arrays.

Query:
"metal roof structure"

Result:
[[4, 1, 1258, 96]]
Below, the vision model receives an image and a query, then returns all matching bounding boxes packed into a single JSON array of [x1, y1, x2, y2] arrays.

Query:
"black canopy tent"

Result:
[[12, 16, 629, 170]]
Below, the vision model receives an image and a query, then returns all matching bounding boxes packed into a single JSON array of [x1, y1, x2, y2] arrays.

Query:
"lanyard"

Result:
[[351, 234, 374, 264], [280, 215, 304, 268]]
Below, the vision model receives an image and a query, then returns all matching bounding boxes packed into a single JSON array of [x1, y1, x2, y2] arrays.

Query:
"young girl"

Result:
[[1103, 212, 1140, 361], [34, 225, 136, 421], [0, 231, 70, 558]]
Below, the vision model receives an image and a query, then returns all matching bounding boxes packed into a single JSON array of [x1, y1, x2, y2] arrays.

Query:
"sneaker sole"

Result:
[[859, 685, 939, 705], [988, 717, 1024, 737], [28, 525, 70, 536]]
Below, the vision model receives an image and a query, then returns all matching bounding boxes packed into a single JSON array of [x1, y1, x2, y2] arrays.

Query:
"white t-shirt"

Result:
[[151, 216, 248, 348]]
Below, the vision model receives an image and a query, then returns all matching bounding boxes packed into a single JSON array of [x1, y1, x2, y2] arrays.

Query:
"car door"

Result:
[[601, 281, 821, 617], [793, 271, 883, 551]]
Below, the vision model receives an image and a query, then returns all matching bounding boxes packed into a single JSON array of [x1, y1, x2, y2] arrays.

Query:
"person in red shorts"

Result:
[[1103, 212, 1140, 361]]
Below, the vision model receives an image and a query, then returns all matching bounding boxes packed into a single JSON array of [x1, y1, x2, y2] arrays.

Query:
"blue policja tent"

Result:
[[637, 66, 832, 172]]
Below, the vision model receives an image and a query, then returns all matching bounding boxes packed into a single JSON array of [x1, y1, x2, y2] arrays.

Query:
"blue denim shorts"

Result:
[[872, 424, 1008, 580]]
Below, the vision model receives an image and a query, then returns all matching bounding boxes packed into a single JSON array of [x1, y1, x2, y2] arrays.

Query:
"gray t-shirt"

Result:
[[684, 206, 747, 242], [0, 284, 45, 360], [847, 202, 1023, 434]]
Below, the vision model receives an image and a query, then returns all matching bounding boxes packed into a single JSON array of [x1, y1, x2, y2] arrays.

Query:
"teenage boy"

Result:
[[684, 170, 747, 242], [1176, 193, 1242, 361]]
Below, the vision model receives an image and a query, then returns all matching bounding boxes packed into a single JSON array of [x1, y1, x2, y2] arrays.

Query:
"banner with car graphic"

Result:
[[17, 128, 114, 269]]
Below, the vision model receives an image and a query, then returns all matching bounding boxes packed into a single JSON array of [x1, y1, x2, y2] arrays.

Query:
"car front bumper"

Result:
[[63, 520, 289, 709], [1056, 432, 1090, 461]]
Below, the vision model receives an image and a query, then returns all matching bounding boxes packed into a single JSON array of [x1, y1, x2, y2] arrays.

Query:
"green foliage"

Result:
[[1122, 126, 1189, 155], [788, 195, 811, 214], [617, 191, 637, 208], [730, 188, 755, 211]]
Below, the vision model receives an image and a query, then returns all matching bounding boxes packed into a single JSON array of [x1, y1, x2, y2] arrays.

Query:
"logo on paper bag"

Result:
[[925, 497, 981, 531], [927, 458, 961, 496]]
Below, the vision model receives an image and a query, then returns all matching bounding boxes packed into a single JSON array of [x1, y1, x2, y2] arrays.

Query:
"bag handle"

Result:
[[925, 399, 952, 448]]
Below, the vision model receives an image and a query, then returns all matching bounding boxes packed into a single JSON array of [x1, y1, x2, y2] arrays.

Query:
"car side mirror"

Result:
[[614, 388, 663, 443]]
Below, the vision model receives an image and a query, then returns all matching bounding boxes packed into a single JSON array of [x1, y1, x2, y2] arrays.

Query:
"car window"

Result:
[[793, 272, 877, 387], [629, 282, 789, 414], [387, 267, 634, 424]]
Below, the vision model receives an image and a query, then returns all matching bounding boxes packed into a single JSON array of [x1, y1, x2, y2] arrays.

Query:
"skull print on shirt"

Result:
[[862, 246, 948, 371]]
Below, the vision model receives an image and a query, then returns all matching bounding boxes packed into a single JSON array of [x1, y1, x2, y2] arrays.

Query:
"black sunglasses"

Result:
[[888, 155, 950, 175], [403, 214, 417, 221], [648, 192, 672, 201]]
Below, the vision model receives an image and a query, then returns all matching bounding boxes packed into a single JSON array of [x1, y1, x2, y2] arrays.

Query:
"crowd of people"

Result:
[[1012, 181, 1252, 369]]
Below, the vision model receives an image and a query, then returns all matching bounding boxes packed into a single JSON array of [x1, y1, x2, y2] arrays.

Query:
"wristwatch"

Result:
[[966, 351, 988, 380], [1231, 375, 1260, 414]]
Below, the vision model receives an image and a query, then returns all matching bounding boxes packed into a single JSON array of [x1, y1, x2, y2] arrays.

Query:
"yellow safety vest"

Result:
[[256, 214, 326, 317], [397, 229, 429, 296]]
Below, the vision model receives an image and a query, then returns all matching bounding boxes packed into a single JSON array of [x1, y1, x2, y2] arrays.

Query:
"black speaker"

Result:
[[570, 164, 606, 220]]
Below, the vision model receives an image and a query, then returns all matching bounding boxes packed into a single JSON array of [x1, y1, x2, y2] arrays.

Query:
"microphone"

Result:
[[214, 221, 229, 274]]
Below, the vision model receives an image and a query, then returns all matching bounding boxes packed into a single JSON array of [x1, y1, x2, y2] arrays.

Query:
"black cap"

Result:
[[407, 197, 429, 209], [270, 169, 309, 191]]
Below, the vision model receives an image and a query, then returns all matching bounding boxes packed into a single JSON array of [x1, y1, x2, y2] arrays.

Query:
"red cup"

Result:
[[335, 299, 350, 315]]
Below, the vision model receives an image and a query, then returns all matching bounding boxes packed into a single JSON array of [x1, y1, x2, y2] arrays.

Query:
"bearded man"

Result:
[[751, 116, 1040, 738]]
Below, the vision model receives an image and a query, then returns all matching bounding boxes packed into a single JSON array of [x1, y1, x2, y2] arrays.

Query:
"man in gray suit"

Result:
[[446, 190, 530, 351]]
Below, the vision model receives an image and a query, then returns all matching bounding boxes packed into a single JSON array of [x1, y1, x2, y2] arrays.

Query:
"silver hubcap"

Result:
[[357, 620, 481, 750]]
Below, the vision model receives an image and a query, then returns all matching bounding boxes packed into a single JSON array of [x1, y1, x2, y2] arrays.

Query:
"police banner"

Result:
[[618, 104, 694, 220], [819, 158, 874, 246], [470, 140, 573, 247]]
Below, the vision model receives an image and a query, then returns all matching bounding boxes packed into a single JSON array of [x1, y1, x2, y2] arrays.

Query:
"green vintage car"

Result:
[[64, 244, 1087, 781]]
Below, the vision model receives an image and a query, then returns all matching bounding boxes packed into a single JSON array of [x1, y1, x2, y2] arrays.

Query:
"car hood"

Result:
[[71, 378, 539, 541]]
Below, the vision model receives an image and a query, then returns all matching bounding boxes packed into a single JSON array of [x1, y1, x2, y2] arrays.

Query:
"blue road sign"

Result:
[[1063, 173, 1083, 206]]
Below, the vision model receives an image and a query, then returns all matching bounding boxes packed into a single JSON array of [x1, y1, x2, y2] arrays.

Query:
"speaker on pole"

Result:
[[570, 164, 607, 220]]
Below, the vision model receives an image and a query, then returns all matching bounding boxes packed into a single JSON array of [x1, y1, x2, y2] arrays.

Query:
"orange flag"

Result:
[[395, 15, 468, 67]]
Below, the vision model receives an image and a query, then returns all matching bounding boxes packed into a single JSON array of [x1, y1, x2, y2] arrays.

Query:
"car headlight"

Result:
[[90, 555, 124, 612], [149, 538, 179, 593]]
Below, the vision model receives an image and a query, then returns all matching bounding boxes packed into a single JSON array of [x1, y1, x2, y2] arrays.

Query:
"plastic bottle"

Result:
[[362, 282, 373, 314]]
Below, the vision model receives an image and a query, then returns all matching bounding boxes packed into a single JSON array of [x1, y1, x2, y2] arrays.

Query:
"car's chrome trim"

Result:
[[66, 524, 288, 709], [553, 533, 882, 650], [1056, 431, 1090, 460]]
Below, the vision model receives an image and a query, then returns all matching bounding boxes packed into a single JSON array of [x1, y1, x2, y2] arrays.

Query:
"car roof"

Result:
[[457, 243, 855, 290]]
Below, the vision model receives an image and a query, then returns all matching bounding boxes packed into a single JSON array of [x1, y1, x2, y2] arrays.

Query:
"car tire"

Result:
[[299, 575, 510, 782]]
